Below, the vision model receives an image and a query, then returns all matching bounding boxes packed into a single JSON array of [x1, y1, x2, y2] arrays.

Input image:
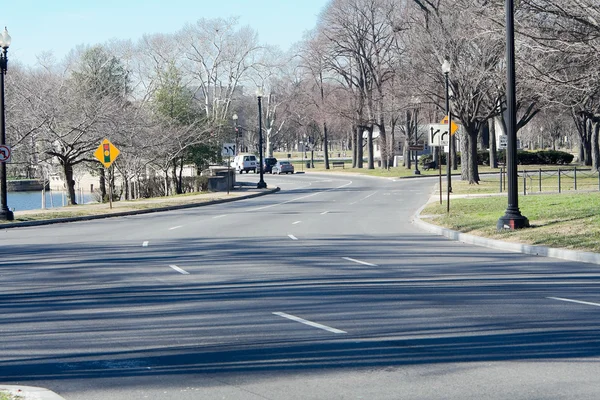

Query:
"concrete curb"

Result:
[[0, 385, 66, 400], [0, 187, 280, 229], [412, 202, 600, 265]]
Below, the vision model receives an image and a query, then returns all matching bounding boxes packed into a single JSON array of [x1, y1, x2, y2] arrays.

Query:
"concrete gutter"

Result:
[[413, 202, 600, 266], [0, 385, 66, 400]]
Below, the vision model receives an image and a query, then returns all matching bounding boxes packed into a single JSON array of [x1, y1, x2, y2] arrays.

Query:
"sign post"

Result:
[[429, 124, 449, 205], [441, 115, 458, 212], [94, 139, 120, 209], [222, 143, 236, 195]]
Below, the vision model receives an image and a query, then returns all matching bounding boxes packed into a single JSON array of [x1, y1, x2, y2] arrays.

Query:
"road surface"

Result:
[[1, 173, 599, 399]]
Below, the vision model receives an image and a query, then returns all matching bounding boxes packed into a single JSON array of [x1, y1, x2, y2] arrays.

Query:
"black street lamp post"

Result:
[[442, 59, 452, 212], [256, 89, 267, 189], [497, 0, 529, 230], [413, 104, 420, 175], [0, 27, 13, 221], [232, 113, 240, 156]]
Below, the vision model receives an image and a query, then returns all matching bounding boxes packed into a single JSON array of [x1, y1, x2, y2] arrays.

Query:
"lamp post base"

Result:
[[497, 212, 529, 230], [0, 208, 14, 221], [413, 170, 421, 175], [257, 181, 267, 189]]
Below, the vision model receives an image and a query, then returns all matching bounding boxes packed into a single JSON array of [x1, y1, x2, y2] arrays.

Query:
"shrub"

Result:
[[480, 149, 573, 166]]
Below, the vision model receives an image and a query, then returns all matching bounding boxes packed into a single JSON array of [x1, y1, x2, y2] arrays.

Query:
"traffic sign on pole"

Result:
[[440, 116, 459, 135], [428, 124, 449, 146], [94, 139, 120, 168], [0, 144, 11, 162], [222, 143, 236, 157]]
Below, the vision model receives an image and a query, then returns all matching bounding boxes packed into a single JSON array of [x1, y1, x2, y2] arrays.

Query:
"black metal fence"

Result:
[[499, 167, 600, 195]]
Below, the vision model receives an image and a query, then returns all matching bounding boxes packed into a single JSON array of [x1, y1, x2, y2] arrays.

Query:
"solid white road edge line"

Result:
[[342, 257, 378, 267], [548, 297, 600, 308], [288, 234, 298, 240], [169, 226, 183, 231], [273, 312, 347, 334], [214, 214, 227, 219], [169, 265, 190, 275], [142, 241, 149, 247], [293, 221, 302, 225], [321, 211, 329, 215]]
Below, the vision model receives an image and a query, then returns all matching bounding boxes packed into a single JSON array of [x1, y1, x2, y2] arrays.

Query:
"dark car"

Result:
[[263, 157, 277, 173]]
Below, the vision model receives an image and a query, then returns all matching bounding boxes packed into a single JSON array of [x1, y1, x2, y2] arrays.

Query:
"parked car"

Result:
[[231, 154, 257, 174], [263, 157, 277, 173], [271, 160, 295, 174]]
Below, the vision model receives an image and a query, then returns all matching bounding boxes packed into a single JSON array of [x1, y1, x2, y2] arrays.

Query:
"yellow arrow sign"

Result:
[[440, 116, 459, 135], [94, 138, 120, 168]]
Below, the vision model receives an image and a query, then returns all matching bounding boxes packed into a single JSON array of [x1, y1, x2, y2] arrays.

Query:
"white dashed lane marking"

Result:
[[169, 265, 190, 275], [273, 312, 347, 334]]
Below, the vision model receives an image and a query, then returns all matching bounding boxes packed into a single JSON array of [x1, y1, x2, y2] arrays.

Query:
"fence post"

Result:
[[523, 170, 527, 196], [499, 167, 503, 193], [558, 168, 561, 193], [574, 167, 577, 191], [539, 168, 542, 192]]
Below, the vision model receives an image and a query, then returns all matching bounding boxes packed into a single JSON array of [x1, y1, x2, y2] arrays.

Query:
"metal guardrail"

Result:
[[499, 167, 600, 195]]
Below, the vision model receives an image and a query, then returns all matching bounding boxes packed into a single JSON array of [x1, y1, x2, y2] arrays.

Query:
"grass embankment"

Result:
[[6, 191, 232, 223], [0, 391, 22, 400], [423, 176, 600, 253]]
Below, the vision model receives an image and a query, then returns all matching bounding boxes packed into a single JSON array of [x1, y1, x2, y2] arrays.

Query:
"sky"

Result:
[[1, 0, 330, 66]]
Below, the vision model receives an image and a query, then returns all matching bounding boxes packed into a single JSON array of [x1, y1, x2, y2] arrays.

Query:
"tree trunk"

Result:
[[356, 125, 364, 168], [164, 169, 169, 196], [469, 130, 480, 184], [323, 121, 330, 169], [123, 175, 130, 200], [99, 167, 107, 202], [171, 160, 179, 195], [452, 134, 458, 170], [404, 110, 412, 169], [592, 121, 600, 172], [377, 117, 388, 169], [62, 161, 77, 205], [377, 125, 388, 169], [489, 118, 498, 168], [352, 124, 358, 168], [460, 132, 469, 181], [390, 116, 397, 168], [367, 125, 375, 169]]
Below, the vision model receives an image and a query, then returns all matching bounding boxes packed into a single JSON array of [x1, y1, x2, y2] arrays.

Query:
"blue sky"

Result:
[[2, 0, 330, 66]]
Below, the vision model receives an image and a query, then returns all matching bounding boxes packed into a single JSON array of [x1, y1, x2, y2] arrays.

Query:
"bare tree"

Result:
[[178, 17, 261, 133]]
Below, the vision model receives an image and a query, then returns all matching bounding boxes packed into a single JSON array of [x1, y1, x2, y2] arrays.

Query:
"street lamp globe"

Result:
[[0, 28, 11, 49], [232, 113, 238, 122], [442, 59, 451, 74]]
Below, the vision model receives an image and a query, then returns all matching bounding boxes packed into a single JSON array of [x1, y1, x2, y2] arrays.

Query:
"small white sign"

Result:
[[498, 135, 508, 149], [428, 124, 449, 147], [222, 143, 236, 157]]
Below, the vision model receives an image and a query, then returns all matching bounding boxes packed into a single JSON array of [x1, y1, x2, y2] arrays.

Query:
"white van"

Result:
[[231, 154, 257, 173]]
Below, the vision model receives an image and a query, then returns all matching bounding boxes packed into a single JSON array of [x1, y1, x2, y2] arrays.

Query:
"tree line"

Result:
[[5, 0, 600, 204]]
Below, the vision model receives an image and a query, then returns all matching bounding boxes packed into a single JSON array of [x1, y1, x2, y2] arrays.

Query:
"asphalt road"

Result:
[[1, 172, 600, 399]]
